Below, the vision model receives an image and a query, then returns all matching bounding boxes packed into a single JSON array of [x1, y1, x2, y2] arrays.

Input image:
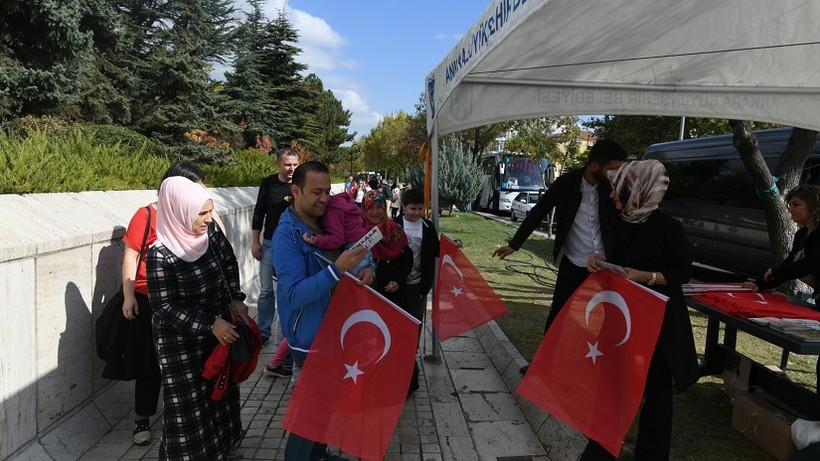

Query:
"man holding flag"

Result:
[[273, 161, 376, 461]]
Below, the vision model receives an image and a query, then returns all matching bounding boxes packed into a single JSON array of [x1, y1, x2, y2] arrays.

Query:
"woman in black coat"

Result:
[[743, 184, 820, 300], [585, 160, 699, 461]]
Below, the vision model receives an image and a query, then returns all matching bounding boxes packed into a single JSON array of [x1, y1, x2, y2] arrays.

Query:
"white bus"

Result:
[[476, 151, 551, 214]]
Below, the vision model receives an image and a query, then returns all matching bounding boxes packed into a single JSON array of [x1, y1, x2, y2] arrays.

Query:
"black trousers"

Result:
[[580, 351, 674, 461], [135, 293, 162, 418], [544, 256, 591, 333]]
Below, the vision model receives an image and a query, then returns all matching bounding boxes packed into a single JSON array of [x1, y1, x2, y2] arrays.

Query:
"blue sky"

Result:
[[244, 0, 491, 138]]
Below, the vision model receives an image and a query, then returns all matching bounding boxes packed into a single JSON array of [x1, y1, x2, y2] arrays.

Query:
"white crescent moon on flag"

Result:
[[441, 254, 464, 283], [340, 309, 392, 363], [584, 290, 632, 347]]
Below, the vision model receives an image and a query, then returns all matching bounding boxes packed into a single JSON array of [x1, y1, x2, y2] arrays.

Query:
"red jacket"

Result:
[[202, 317, 263, 400]]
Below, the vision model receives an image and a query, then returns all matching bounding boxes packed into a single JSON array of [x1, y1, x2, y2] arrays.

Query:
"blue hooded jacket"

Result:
[[272, 206, 374, 352]]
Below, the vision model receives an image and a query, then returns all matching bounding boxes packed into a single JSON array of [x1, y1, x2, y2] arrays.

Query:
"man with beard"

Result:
[[492, 140, 627, 374]]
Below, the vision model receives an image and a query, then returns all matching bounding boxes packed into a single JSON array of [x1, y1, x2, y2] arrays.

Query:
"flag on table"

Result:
[[433, 235, 509, 341], [517, 270, 668, 457], [283, 275, 421, 461]]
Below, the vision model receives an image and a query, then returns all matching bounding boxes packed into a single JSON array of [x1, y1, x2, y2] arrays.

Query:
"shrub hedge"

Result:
[[0, 127, 345, 194]]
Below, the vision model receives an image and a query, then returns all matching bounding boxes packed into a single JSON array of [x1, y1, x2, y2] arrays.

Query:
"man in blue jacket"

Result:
[[273, 160, 375, 461]]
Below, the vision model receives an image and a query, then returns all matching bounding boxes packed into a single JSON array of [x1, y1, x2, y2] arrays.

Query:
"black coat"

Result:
[[606, 211, 700, 391], [756, 226, 820, 298], [508, 168, 618, 260], [374, 244, 414, 307]]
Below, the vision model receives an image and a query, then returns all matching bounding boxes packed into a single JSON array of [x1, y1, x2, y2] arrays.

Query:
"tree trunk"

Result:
[[729, 120, 819, 294]]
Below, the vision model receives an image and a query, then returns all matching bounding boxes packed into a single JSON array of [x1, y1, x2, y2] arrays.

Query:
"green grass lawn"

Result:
[[439, 211, 817, 461]]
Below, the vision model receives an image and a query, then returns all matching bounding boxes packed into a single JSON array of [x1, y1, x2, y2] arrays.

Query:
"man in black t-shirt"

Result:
[[251, 147, 300, 346]]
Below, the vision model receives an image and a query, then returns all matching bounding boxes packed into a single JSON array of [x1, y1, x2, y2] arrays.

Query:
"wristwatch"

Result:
[[647, 272, 657, 286]]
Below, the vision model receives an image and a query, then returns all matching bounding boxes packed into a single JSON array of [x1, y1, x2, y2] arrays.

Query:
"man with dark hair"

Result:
[[274, 160, 375, 460], [493, 139, 628, 373], [251, 147, 300, 350]]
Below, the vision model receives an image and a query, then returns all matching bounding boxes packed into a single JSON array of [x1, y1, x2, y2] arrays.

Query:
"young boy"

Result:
[[394, 187, 440, 396]]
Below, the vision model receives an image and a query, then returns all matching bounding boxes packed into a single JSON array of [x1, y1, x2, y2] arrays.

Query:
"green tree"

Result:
[[130, 0, 237, 144], [222, 8, 318, 149], [0, 0, 121, 121], [436, 136, 483, 213], [301, 73, 355, 161], [360, 110, 425, 179], [582, 115, 778, 154]]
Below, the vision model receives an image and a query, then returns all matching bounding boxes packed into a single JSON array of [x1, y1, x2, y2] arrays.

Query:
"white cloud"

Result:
[[258, 1, 379, 137], [334, 89, 382, 136], [435, 32, 463, 42]]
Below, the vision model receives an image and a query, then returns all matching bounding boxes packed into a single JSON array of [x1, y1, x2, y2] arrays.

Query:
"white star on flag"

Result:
[[585, 341, 604, 365], [343, 360, 365, 383], [450, 286, 463, 297]]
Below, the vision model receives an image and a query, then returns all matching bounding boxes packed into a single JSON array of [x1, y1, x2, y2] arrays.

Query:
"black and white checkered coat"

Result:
[[147, 223, 245, 460]]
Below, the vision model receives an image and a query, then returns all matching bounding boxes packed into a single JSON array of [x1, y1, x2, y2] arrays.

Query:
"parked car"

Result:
[[643, 127, 820, 277], [510, 191, 540, 222], [495, 191, 520, 214]]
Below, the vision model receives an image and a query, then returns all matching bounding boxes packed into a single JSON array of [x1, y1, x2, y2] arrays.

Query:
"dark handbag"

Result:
[[230, 320, 255, 363], [96, 206, 152, 362]]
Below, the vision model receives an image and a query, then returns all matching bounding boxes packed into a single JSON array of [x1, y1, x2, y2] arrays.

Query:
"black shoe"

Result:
[[264, 363, 293, 378], [133, 420, 152, 445], [519, 365, 529, 376], [312, 451, 349, 461]]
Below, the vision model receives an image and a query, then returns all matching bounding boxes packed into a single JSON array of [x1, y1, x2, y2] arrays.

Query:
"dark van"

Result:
[[643, 128, 820, 277]]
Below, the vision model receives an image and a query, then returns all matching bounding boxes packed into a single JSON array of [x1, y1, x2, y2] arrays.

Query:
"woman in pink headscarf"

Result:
[[147, 176, 248, 460], [584, 160, 698, 461]]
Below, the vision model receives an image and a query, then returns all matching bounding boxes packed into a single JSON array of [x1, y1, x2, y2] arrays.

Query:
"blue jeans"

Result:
[[257, 238, 276, 340], [284, 349, 328, 460]]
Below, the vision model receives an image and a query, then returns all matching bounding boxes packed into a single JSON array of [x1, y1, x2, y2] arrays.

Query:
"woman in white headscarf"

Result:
[[147, 176, 248, 460], [584, 160, 699, 461]]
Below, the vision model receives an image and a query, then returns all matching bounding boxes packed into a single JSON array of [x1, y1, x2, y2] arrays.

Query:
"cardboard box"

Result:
[[731, 391, 797, 460], [723, 355, 752, 397]]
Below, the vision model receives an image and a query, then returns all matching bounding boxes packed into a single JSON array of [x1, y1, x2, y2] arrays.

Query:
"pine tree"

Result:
[[129, 0, 237, 144], [437, 136, 484, 212], [302, 73, 355, 161], [0, 0, 121, 121]]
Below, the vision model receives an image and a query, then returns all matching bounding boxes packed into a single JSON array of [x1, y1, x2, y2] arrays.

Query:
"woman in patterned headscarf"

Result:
[[583, 160, 698, 461], [362, 190, 412, 306]]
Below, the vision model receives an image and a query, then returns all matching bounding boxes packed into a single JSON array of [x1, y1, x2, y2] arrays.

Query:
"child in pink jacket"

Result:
[[303, 192, 368, 250]]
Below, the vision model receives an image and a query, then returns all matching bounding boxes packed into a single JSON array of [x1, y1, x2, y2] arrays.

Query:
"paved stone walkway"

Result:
[[73, 311, 553, 461]]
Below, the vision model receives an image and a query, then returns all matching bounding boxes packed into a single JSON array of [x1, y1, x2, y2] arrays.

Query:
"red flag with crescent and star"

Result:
[[517, 270, 668, 457], [282, 274, 420, 461], [433, 235, 509, 341]]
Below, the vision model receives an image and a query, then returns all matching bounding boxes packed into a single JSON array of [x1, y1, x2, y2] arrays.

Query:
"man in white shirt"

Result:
[[492, 140, 627, 373]]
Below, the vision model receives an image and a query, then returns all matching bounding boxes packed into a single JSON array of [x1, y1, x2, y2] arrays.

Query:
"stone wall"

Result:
[[0, 187, 259, 460]]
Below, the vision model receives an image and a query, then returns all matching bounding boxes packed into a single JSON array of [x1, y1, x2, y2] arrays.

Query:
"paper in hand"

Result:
[[597, 259, 627, 275], [354, 226, 383, 250]]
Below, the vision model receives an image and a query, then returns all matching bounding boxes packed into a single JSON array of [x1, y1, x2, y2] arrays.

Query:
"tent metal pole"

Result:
[[424, 125, 443, 365]]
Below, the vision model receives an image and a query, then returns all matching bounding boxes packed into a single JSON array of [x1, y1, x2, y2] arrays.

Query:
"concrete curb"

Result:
[[472, 320, 587, 459]]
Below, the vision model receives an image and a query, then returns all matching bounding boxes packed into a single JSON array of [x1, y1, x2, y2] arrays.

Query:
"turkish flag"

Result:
[[283, 275, 421, 461], [517, 271, 668, 457], [433, 235, 509, 341]]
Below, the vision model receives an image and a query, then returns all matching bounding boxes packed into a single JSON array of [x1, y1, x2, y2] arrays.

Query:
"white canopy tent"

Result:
[[426, 0, 820, 137], [421, 0, 820, 358]]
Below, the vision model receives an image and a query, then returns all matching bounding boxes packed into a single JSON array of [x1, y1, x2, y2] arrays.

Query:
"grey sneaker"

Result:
[[133, 420, 151, 445], [263, 363, 293, 378]]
